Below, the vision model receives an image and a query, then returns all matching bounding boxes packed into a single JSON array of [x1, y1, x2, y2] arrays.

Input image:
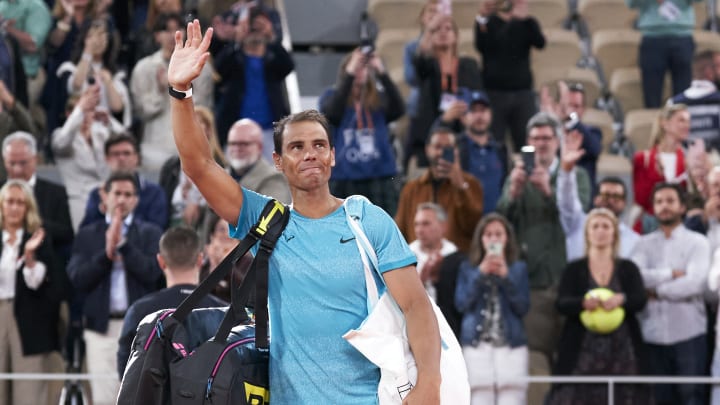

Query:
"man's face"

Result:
[[273, 121, 335, 192], [566, 91, 585, 118], [708, 171, 720, 199], [463, 103, 492, 135], [653, 187, 685, 226], [527, 126, 558, 168], [226, 123, 263, 171], [155, 19, 179, 53], [102, 180, 138, 219], [425, 132, 456, 178], [105, 141, 139, 171], [3, 140, 36, 181], [594, 182, 626, 217], [413, 208, 445, 248]]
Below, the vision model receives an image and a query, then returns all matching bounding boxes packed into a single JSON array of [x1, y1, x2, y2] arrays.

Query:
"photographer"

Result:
[[318, 48, 404, 215]]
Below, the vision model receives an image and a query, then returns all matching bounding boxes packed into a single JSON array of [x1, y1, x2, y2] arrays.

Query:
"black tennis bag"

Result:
[[117, 200, 289, 405]]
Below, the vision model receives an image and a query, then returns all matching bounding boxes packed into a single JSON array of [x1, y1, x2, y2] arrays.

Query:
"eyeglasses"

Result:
[[528, 135, 554, 143], [108, 150, 135, 158], [599, 192, 624, 201], [227, 141, 258, 148], [567, 82, 585, 93]]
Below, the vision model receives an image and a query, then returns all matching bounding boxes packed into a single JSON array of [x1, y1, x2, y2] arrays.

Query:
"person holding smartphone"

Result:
[[455, 213, 530, 405]]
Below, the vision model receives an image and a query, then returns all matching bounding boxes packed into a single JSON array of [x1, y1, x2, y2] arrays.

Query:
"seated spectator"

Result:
[[0, 180, 71, 405], [405, 13, 482, 170], [475, 0, 545, 152], [556, 130, 640, 260], [632, 104, 690, 234], [549, 208, 651, 405], [632, 183, 710, 405], [455, 213, 529, 405], [131, 12, 214, 171], [67, 171, 163, 405], [433, 90, 509, 213], [52, 84, 124, 231], [80, 134, 168, 229], [319, 48, 405, 215], [116, 227, 226, 379], [403, 0, 440, 119], [159, 106, 227, 229], [0, 80, 36, 180], [684, 139, 711, 220], [395, 127, 484, 252], [669, 50, 720, 151], [213, 4, 294, 146]]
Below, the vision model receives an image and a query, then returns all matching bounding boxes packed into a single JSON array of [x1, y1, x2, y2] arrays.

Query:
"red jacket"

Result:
[[632, 146, 686, 232]]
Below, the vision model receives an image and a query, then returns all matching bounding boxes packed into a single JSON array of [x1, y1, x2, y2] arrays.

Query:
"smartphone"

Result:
[[564, 112, 580, 132], [487, 242, 503, 256], [442, 146, 454, 163], [521, 145, 535, 175]]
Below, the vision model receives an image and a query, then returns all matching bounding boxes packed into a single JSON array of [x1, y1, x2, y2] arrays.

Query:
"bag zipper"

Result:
[[143, 310, 175, 351], [204, 337, 255, 400]]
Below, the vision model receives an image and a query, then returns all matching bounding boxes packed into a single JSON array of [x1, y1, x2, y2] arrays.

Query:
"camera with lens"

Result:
[[359, 12, 376, 56]]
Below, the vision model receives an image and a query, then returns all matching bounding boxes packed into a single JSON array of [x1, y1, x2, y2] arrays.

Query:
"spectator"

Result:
[[687, 166, 720, 252], [0, 80, 36, 180], [80, 134, 168, 229], [550, 208, 651, 404], [116, 227, 225, 379], [632, 103, 689, 234], [199, 212, 251, 303], [51, 84, 124, 231], [213, 4, 294, 147], [159, 106, 227, 229], [395, 127, 484, 252], [556, 130, 640, 260], [475, 0, 545, 152], [433, 90, 509, 213], [405, 13, 482, 170], [408, 202, 457, 302], [131, 12, 214, 171], [67, 171, 163, 405], [627, 0, 700, 108], [0, 179, 71, 405], [403, 0, 440, 119], [669, 50, 720, 151], [209, 0, 283, 55], [123, 0, 183, 72], [455, 212, 529, 405], [496, 112, 590, 390], [223, 118, 291, 203], [632, 182, 710, 405], [319, 48, 405, 215]]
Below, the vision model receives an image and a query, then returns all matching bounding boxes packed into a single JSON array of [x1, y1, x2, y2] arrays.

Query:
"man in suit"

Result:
[[2, 131, 74, 261], [67, 171, 163, 405], [225, 118, 291, 203]]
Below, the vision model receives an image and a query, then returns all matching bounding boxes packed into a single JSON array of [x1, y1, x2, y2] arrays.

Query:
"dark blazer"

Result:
[[34, 178, 74, 258], [554, 258, 650, 375], [67, 218, 163, 333], [4, 230, 71, 355]]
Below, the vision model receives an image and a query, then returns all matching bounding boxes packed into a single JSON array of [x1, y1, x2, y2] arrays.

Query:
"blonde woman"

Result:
[[0, 180, 70, 405], [550, 208, 652, 405], [632, 103, 690, 234]]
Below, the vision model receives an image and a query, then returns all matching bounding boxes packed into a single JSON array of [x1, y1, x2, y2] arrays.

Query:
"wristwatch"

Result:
[[168, 85, 193, 100]]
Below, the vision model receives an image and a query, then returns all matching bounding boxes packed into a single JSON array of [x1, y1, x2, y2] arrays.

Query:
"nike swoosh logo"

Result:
[[340, 236, 356, 244], [284, 235, 295, 242]]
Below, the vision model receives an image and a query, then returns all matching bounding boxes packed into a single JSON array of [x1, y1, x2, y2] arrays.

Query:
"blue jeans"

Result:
[[647, 334, 708, 405], [639, 35, 695, 108]]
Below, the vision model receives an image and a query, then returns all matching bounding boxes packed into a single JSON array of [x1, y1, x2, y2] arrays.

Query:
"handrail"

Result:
[[274, 0, 302, 113]]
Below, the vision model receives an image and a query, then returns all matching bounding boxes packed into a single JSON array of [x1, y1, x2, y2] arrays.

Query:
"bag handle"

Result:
[[342, 196, 381, 312]]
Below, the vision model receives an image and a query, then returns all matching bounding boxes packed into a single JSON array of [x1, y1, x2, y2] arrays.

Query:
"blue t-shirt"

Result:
[[230, 188, 416, 404], [240, 55, 273, 129], [467, 142, 504, 213]]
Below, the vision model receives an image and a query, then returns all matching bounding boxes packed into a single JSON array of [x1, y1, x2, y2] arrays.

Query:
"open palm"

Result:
[[167, 20, 213, 90]]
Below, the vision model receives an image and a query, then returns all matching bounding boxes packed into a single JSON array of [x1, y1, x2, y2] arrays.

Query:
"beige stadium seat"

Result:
[[583, 108, 615, 150], [610, 67, 644, 114], [458, 28, 481, 64], [695, 1, 709, 29], [597, 153, 633, 177], [451, 0, 480, 29], [531, 28, 582, 72], [694, 29, 720, 54], [592, 29, 642, 82], [624, 108, 660, 150], [578, 0, 637, 35], [528, 0, 569, 29], [389, 66, 411, 101], [533, 66, 601, 106], [368, 0, 425, 31], [376, 29, 417, 75]]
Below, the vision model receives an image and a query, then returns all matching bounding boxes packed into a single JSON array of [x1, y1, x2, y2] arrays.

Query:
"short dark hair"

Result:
[[153, 12, 183, 33], [469, 213, 519, 266], [103, 171, 139, 194], [651, 182, 686, 205], [272, 109, 333, 156], [159, 227, 202, 270], [425, 126, 456, 145], [598, 176, 627, 197], [104, 133, 139, 156]]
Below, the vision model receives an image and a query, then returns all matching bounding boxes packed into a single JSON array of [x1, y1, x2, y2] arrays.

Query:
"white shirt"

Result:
[[105, 213, 133, 314], [631, 225, 710, 345], [409, 238, 457, 302], [0, 229, 46, 299]]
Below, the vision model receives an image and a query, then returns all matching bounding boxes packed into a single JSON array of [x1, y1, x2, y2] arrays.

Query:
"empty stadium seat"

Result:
[[578, 0, 637, 36], [610, 67, 644, 114], [583, 108, 615, 150], [368, 0, 425, 31], [597, 153, 633, 177], [376, 29, 417, 75], [532, 28, 583, 72], [624, 108, 660, 150], [592, 29, 641, 81], [451, 0, 480, 29], [528, 0, 569, 29], [533, 66, 601, 106], [694, 29, 720, 54]]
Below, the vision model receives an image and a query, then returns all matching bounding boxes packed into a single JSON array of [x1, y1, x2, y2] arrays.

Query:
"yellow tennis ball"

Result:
[[579, 288, 625, 334]]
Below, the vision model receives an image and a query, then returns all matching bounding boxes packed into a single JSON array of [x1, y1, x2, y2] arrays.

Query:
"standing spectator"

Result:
[[126, 0, 182, 71], [627, 0, 700, 108], [80, 134, 168, 229], [0, 80, 36, 180], [319, 48, 405, 215], [632, 103, 689, 234], [687, 166, 720, 252], [199, 212, 250, 303], [395, 127, 484, 252], [403, 0, 440, 119], [0, 180, 71, 405], [131, 12, 214, 171], [213, 5, 294, 147], [405, 13, 482, 170], [209, 0, 283, 56], [632, 182, 710, 405], [550, 208, 652, 405], [455, 213, 529, 405], [475, 0, 545, 152], [67, 171, 163, 405]]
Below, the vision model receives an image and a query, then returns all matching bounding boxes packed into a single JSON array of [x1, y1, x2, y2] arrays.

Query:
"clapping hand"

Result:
[[167, 20, 213, 91], [560, 129, 586, 172], [23, 228, 45, 268], [105, 206, 122, 260]]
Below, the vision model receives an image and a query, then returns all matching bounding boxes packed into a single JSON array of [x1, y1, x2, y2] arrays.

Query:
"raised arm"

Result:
[[168, 20, 244, 226]]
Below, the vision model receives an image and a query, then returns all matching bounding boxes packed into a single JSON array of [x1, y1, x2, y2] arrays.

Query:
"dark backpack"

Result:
[[117, 199, 289, 405]]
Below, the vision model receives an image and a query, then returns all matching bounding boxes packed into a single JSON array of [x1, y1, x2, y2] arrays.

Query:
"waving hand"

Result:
[[167, 20, 213, 90]]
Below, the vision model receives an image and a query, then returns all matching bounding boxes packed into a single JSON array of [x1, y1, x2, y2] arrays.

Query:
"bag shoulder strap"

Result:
[[343, 195, 383, 312]]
